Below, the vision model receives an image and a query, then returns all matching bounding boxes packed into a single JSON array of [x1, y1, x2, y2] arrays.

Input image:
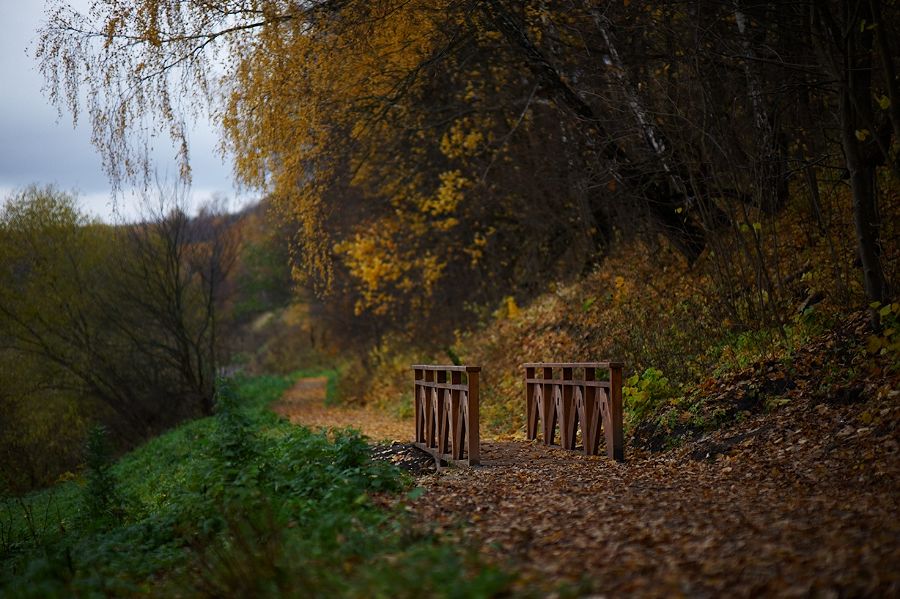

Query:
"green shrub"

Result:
[[623, 367, 677, 431], [81, 426, 125, 525], [868, 302, 900, 371]]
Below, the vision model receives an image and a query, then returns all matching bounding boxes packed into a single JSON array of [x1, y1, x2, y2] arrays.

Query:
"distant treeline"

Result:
[[0, 186, 237, 491]]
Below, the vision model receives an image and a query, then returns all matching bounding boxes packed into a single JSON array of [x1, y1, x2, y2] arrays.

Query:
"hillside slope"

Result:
[[265, 320, 900, 595]]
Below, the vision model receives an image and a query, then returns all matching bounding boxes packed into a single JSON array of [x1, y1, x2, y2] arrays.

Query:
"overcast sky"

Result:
[[0, 1, 255, 221]]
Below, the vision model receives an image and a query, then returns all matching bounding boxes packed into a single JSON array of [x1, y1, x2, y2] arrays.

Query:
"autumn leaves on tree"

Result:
[[36, 1, 898, 343]]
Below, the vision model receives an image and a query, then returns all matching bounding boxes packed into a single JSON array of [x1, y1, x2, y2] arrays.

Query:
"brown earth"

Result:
[[273, 376, 900, 597]]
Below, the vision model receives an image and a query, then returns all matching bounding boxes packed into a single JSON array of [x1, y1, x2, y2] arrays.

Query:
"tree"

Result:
[[36, 0, 898, 341], [811, 1, 893, 316], [0, 185, 236, 488]]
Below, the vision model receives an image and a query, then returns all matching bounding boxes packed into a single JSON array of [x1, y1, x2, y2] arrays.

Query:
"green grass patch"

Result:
[[0, 373, 509, 597]]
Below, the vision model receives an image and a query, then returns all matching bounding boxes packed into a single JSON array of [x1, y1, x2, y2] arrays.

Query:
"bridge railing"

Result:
[[412, 365, 480, 466], [523, 362, 624, 461]]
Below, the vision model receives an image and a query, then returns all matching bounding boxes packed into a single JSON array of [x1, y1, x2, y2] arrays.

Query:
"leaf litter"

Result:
[[276, 369, 899, 596]]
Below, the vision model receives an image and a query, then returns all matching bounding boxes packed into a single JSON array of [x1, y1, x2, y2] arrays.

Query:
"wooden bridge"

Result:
[[412, 361, 625, 465]]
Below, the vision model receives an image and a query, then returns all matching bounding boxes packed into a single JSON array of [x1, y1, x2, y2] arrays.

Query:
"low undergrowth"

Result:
[[633, 308, 899, 450], [341, 238, 897, 453], [0, 374, 509, 597]]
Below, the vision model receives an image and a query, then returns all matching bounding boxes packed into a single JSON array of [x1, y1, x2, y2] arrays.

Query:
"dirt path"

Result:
[[412, 436, 898, 596], [273, 377, 900, 596], [272, 377, 410, 442]]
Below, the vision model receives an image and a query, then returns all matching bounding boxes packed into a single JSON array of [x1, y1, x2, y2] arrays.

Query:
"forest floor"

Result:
[[273, 376, 900, 596], [272, 377, 409, 441]]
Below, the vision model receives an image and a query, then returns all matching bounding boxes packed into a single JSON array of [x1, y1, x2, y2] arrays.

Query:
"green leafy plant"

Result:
[[867, 302, 900, 370], [81, 426, 125, 525], [623, 368, 677, 430], [214, 379, 259, 487]]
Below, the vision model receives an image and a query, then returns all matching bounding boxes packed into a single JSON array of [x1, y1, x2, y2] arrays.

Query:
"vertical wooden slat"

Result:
[[425, 369, 435, 448], [562, 366, 575, 450], [609, 364, 624, 462], [436, 370, 448, 454], [414, 368, 423, 443], [467, 368, 480, 465], [583, 367, 598, 455], [438, 389, 449, 455], [542, 366, 554, 445], [525, 366, 536, 440], [450, 370, 462, 459]]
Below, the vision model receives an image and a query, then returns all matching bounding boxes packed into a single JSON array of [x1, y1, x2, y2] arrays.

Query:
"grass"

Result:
[[0, 373, 510, 597]]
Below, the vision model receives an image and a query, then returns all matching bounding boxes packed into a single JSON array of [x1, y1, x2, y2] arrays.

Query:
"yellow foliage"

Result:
[[335, 208, 452, 317], [224, 1, 449, 291], [441, 117, 489, 159], [441, 122, 485, 158], [506, 296, 520, 319], [422, 170, 468, 217]]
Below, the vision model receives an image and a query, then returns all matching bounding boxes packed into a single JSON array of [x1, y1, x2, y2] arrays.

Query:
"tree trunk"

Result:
[[837, 1, 888, 321], [733, 0, 788, 214], [481, 0, 707, 262]]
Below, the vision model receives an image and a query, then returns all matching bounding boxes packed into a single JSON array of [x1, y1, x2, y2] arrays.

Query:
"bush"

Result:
[[81, 426, 125, 525], [623, 368, 677, 432], [868, 302, 900, 371]]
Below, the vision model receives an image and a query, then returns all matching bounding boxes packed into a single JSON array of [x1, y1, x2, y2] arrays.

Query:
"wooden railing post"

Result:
[[466, 367, 480, 466], [425, 369, 435, 448], [525, 366, 536, 440], [414, 368, 424, 443], [542, 366, 554, 445], [608, 363, 624, 462], [583, 366, 598, 455], [450, 370, 462, 460], [562, 366, 575, 450], [436, 369, 448, 455]]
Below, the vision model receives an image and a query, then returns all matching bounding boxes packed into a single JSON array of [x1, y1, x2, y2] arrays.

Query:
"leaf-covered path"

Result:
[[275, 377, 900, 596], [272, 377, 410, 442]]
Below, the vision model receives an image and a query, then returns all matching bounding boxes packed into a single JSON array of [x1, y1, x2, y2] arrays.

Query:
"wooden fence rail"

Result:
[[524, 362, 624, 461], [412, 365, 480, 466]]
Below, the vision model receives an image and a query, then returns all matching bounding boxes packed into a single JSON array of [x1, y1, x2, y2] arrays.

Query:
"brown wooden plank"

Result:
[[525, 366, 536, 440], [522, 361, 624, 368], [542, 367, 555, 445], [467, 371, 480, 465], [608, 364, 625, 462], [524, 378, 611, 388], [562, 367, 576, 450], [412, 364, 481, 372], [415, 382, 472, 392]]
